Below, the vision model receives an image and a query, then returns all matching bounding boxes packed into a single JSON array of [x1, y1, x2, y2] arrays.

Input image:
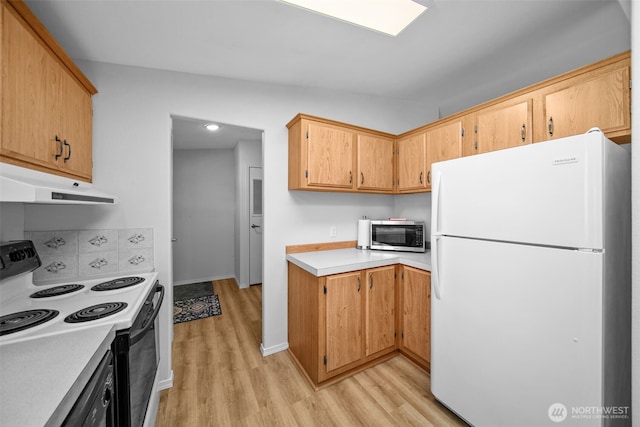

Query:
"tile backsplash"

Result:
[[26, 228, 154, 283]]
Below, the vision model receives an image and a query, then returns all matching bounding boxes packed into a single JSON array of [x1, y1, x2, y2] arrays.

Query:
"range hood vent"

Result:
[[0, 163, 117, 205]]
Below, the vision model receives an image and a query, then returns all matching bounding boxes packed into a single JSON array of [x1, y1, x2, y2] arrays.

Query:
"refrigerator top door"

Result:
[[432, 131, 607, 250]]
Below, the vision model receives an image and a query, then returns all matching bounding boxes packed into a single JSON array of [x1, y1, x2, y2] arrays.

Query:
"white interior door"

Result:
[[249, 167, 263, 285]]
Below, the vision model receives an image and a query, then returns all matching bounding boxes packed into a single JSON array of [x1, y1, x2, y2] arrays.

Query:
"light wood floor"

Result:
[[156, 278, 467, 426]]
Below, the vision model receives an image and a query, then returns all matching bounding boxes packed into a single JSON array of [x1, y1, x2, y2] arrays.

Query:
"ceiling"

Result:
[[23, 0, 631, 149], [171, 116, 262, 150]]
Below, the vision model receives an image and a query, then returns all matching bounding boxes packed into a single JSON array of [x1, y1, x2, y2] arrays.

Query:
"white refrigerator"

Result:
[[430, 130, 631, 427]]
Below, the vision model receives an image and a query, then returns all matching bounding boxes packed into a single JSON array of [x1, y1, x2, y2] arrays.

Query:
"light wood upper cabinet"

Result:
[[397, 132, 427, 193], [287, 52, 631, 194], [542, 67, 630, 142], [365, 266, 396, 357], [288, 114, 396, 194], [307, 121, 354, 189], [476, 99, 532, 154], [426, 119, 463, 185], [399, 266, 430, 368], [356, 134, 395, 193], [1, 0, 97, 182]]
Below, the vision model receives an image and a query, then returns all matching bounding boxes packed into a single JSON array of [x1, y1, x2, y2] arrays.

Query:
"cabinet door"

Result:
[[401, 266, 430, 364], [325, 271, 363, 373], [544, 67, 630, 141], [356, 134, 394, 192], [365, 266, 396, 357], [1, 6, 61, 168], [397, 133, 427, 192], [307, 122, 354, 189], [476, 100, 532, 154], [426, 120, 462, 187], [59, 72, 93, 179]]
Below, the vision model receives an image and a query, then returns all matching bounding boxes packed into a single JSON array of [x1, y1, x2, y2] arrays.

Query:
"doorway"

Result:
[[171, 115, 263, 289]]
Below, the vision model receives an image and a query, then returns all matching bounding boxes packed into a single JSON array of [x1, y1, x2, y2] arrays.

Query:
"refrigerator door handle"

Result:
[[432, 170, 442, 235], [432, 235, 442, 300]]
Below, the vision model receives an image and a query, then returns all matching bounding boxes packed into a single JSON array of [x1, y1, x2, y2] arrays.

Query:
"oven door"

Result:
[[113, 281, 164, 427]]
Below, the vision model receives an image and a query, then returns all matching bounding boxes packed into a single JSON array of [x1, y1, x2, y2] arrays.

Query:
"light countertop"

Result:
[[0, 325, 115, 427], [286, 248, 431, 276]]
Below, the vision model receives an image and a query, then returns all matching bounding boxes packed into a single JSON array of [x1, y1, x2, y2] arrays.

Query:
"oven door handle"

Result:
[[129, 283, 164, 346]]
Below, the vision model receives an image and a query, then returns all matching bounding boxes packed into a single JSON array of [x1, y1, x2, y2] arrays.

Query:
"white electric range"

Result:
[[0, 240, 163, 427], [0, 271, 158, 345]]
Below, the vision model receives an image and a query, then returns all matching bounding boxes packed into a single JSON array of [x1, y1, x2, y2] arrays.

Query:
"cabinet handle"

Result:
[[521, 124, 526, 143], [474, 141, 478, 151], [360, 172, 364, 184], [419, 171, 423, 184], [427, 170, 431, 184], [349, 171, 352, 184], [369, 273, 373, 289], [548, 117, 554, 137], [357, 276, 361, 292], [63, 140, 71, 162], [55, 136, 63, 160]]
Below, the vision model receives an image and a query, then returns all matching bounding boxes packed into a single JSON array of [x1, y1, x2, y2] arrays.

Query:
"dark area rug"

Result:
[[173, 281, 222, 324]]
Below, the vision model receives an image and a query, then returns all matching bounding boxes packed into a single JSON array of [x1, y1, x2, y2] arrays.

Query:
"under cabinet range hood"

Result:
[[0, 163, 117, 204]]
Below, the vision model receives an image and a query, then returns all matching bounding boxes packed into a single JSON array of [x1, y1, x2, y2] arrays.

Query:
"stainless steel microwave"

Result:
[[370, 220, 426, 253]]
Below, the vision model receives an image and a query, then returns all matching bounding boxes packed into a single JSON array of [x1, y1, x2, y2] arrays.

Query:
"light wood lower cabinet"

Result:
[[288, 261, 432, 388], [398, 265, 431, 370], [288, 263, 400, 387]]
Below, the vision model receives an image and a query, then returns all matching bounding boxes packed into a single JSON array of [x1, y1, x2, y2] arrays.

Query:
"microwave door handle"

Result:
[[129, 283, 165, 346]]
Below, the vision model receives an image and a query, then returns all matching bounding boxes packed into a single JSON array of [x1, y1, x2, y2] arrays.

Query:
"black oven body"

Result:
[[112, 281, 164, 427], [62, 350, 115, 427]]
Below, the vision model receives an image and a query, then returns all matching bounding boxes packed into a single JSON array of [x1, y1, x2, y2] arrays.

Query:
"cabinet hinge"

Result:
[[323, 285, 327, 294], [323, 355, 327, 365]]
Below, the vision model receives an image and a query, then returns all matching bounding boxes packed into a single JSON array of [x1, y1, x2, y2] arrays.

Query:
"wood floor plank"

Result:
[[156, 279, 467, 426]]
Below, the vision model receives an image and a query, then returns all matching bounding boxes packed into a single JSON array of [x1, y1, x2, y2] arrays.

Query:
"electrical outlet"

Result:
[[329, 226, 337, 238]]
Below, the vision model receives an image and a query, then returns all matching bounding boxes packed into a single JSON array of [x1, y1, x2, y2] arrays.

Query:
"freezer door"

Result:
[[431, 131, 604, 249], [431, 236, 603, 427]]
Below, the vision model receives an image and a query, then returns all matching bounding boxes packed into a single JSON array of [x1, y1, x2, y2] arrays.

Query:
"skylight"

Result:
[[280, 0, 427, 36]]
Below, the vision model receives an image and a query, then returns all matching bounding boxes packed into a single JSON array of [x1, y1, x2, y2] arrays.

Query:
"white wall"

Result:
[[234, 140, 262, 288], [630, 5, 638, 425], [22, 61, 435, 388], [172, 148, 235, 285]]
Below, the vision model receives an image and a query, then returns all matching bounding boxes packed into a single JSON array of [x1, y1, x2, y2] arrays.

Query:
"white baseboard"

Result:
[[158, 370, 174, 390], [260, 342, 289, 356], [173, 276, 234, 286]]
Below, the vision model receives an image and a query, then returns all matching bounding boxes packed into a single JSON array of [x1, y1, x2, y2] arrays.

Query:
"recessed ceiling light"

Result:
[[280, 0, 427, 36], [204, 124, 220, 131]]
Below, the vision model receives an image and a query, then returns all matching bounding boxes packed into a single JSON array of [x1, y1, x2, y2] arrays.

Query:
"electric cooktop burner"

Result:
[[64, 302, 128, 323], [91, 276, 145, 291], [30, 284, 85, 299], [0, 309, 59, 336]]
